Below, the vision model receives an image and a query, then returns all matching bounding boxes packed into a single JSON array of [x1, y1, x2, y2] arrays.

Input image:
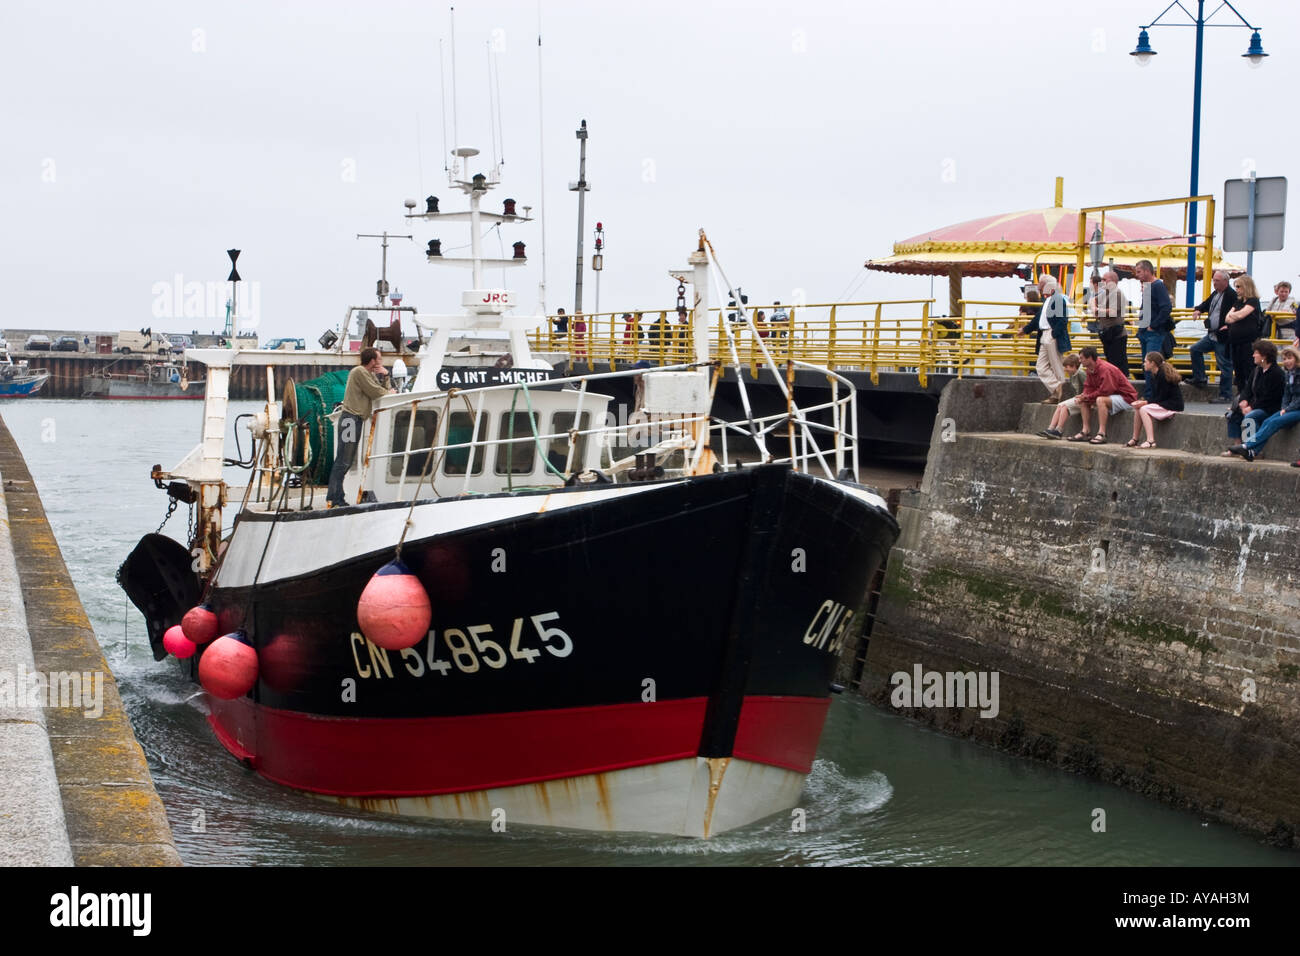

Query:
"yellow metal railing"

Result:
[[524, 299, 1296, 384]]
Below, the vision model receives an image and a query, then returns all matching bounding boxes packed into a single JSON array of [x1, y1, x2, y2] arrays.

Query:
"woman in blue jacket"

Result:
[[1229, 346, 1300, 461]]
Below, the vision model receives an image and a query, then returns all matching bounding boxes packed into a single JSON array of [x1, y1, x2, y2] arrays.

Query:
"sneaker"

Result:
[[1038, 428, 1062, 439], [1291, 460, 1300, 468], [1206, 396, 1225, 404], [1186, 378, 1209, 387]]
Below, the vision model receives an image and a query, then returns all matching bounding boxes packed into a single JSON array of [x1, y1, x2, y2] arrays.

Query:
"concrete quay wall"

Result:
[[0, 413, 180, 865], [860, 379, 1300, 847]]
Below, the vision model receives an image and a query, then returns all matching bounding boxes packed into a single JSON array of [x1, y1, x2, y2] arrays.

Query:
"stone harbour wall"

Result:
[[860, 379, 1300, 847]]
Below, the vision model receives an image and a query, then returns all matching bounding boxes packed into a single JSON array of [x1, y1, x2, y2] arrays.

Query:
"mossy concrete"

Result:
[[862, 379, 1300, 847], [0, 413, 180, 866]]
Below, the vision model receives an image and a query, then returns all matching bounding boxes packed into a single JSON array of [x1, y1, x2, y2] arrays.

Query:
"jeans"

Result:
[[1227, 407, 1268, 441], [1188, 335, 1232, 397], [1244, 409, 1300, 451], [327, 412, 364, 506], [1137, 329, 1164, 392]]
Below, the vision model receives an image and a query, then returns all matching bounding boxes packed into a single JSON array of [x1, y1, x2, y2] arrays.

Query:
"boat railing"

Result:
[[238, 356, 862, 508], [360, 357, 860, 498]]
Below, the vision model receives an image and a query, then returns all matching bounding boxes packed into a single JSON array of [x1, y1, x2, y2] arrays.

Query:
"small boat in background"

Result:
[[83, 358, 204, 400], [0, 351, 50, 397]]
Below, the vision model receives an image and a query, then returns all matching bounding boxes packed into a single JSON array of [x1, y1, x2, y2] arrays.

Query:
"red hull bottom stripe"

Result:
[[208, 695, 829, 796], [732, 696, 831, 774]]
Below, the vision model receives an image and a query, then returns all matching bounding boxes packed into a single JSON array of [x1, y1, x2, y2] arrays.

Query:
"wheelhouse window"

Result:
[[444, 411, 487, 476], [388, 409, 438, 479], [495, 410, 538, 475], [547, 412, 591, 475]]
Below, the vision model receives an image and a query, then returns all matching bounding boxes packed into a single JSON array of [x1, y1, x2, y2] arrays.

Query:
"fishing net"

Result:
[[293, 369, 350, 485]]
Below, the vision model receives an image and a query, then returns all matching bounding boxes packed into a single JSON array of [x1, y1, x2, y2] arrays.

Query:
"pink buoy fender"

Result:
[[181, 603, 220, 645], [198, 631, 259, 700], [162, 624, 197, 659], [357, 559, 432, 651]]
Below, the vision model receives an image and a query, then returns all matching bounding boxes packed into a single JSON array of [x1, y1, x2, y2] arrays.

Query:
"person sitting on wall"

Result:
[[1228, 345, 1300, 461], [1070, 345, 1137, 444], [1125, 352, 1184, 449], [1132, 259, 1173, 392], [1038, 352, 1086, 438], [1225, 338, 1284, 452]]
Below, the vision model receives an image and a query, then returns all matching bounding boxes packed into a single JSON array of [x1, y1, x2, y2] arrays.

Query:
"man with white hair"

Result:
[[1019, 274, 1071, 403], [1188, 270, 1237, 402]]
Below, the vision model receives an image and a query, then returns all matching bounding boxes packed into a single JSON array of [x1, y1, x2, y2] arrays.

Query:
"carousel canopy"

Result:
[[866, 199, 1240, 280]]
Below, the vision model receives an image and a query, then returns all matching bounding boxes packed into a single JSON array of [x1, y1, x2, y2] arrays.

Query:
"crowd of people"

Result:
[[1027, 260, 1300, 465], [550, 303, 793, 350]]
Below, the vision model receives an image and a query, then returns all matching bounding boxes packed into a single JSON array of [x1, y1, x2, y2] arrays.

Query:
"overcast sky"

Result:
[[3, 0, 1297, 337]]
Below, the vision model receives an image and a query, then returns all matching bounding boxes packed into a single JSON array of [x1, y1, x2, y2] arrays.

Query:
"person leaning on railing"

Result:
[[1266, 281, 1298, 340], [1091, 269, 1129, 378], [1263, 281, 1297, 339], [326, 346, 395, 509]]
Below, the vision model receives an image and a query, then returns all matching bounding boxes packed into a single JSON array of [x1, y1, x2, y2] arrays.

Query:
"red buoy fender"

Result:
[[356, 559, 432, 651], [181, 603, 220, 645], [198, 632, 259, 700], [162, 624, 197, 659]]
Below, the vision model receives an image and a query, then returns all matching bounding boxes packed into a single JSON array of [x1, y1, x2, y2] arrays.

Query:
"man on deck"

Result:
[[326, 347, 394, 508]]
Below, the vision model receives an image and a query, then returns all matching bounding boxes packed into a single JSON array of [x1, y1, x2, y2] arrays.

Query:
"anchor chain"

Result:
[[153, 496, 179, 535]]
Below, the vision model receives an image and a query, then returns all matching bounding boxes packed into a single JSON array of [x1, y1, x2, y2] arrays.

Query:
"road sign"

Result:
[[1223, 175, 1286, 253]]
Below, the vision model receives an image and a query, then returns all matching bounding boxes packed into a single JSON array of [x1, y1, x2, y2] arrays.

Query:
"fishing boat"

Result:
[[0, 351, 50, 397], [118, 148, 898, 838], [83, 358, 204, 399]]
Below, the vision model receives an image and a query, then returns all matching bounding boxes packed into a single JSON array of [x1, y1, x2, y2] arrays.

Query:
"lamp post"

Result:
[[1131, 2, 1266, 306]]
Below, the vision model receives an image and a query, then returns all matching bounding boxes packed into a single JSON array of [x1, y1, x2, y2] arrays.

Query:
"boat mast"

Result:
[[357, 231, 413, 304], [570, 120, 589, 312]]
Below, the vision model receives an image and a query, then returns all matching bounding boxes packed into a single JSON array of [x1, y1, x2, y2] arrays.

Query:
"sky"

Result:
[[3, 0, 1298, 338]]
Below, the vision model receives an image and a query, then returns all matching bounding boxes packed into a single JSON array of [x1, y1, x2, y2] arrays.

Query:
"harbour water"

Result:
[[2, 399, 1294, 866]]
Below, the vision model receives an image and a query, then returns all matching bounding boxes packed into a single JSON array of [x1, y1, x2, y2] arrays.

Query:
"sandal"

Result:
[[1125, 438, 1139, 447], [1066, 432, 1090, 442], [1138, 440, 1157, 449], [1088, 434, 1107, 444]]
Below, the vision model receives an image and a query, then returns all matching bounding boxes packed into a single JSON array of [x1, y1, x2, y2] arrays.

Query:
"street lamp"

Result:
[[1130, 2, 1266, 305]]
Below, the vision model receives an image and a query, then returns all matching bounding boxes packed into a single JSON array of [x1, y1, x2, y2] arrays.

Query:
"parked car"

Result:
[[54, 336, 80, 352], [166, 333, 193, 354], [261, 337, 306, 351], [25, 335, 52, 351]]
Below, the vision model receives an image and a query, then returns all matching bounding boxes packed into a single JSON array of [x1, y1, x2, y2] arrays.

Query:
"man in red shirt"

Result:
[[1069, 346, 1138, 444]]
